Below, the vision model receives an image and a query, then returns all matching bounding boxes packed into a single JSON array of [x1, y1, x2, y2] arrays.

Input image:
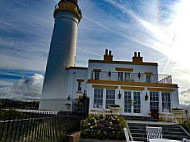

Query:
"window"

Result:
[[106, 89, 115, 108], [146, 74, 151, 82], [118, 72, 123, 81], [124, 91, 132, 113], [93, 89, 103, 108], [162, 92, 171, 112], [94, 72, 100, 80], [134, 92, 141, 113], [125, 72, 131, 81], [150, 92, 159, 110], [77, 81, 82, 91]]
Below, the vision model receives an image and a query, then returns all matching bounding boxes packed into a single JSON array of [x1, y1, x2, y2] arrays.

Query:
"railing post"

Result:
[[0, 117, 5, 141]]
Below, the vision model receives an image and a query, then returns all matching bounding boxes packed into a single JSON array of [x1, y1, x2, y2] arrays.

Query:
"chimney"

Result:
[[104, 49, 113, 62], [132, 51, 143, 64], [105, 49, 108, 55], [109, 50, 112, 56], [134, 52, 137, 57], [138, 52, 140, 57]]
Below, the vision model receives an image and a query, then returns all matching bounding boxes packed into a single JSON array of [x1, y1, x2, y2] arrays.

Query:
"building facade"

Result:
[[66, 49, 179, 118], [40, 0, 179, 118]]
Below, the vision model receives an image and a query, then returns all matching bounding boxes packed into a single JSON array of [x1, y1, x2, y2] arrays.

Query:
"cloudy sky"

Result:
[[0, 0, 189, 105]]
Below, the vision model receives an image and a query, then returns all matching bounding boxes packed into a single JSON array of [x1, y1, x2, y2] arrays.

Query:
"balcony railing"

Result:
[[91, 71, 172, 84]]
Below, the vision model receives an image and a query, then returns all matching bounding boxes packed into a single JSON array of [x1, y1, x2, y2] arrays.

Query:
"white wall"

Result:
[[40, 11, 79, 111], [67, 68, 88, 99]]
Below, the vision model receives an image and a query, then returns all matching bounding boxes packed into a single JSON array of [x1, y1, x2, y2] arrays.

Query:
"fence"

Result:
[[0, 97, 90, 142], [0, 110, 86, 142]]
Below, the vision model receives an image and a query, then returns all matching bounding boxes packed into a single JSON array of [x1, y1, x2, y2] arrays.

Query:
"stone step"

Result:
[[127, 122, 190, 141], [130, 129, 185, 135], [124, 116, 158, 122]]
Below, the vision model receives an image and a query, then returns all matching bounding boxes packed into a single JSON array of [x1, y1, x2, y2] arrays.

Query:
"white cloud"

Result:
[[180, 88, 190, 106], [0, 74, 44, 101]]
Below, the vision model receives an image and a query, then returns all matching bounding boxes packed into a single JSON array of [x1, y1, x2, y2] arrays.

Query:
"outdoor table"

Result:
[[149, 139, 181, 142]]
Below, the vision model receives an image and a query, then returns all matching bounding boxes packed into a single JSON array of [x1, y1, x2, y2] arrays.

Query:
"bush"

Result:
[[179, 119, 190, 133], [81, 114, 126, 140]]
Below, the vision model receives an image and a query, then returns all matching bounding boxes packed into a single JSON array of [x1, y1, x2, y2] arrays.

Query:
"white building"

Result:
[[65, 49, 179, 118], [40, 0, 180, 119]]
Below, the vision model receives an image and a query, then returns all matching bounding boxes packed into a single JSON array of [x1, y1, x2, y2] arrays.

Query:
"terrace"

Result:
[[91, 71, 173, 84]]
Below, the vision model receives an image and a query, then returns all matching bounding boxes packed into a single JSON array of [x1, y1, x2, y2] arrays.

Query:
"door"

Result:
[[150, 92, 159, 119], [124, 91, 141, 114], [133, 92, 141, 113], [124, 91, 132, 113]]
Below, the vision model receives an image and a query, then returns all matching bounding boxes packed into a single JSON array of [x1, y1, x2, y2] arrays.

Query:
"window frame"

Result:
[[94, 71, 100, 80], [150, 91, 159, 110], [118, 72, 123, 81], [146, 74, 151, 83], [162, 92, 171, 112], [77, 81, 82, 91], [133, 91, 141, 113], [105, 89, 115, 109], [93, 88, 103, 108], [124, 91, 132, 113]]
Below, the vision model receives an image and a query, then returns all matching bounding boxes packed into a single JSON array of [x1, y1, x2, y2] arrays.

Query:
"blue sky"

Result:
[[0, 0, 190, 105]]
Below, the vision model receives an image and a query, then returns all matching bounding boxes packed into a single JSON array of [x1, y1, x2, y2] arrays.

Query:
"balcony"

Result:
[[90, 71, 172, 84]]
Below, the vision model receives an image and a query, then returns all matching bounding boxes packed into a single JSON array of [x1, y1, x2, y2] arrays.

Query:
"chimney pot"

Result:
[[109, 50, 112, 56], [105, 49, 108, 55], [134, 52, 137, 57], [138, 52, 140, 57]]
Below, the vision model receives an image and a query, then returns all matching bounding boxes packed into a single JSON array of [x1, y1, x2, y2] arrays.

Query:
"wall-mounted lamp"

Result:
[[108, 71, 111, 77], [83, 90, 87, 97], [68, 95, 71, 101], [145, 92, 149, 101], [118, 90, 122, 99]]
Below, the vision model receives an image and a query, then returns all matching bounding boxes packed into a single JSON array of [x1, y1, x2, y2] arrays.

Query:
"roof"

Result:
[[88, 60, 158, 66]]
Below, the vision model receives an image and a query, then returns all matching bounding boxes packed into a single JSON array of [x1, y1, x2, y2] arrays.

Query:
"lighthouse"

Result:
[[40, 0, 82, 110]]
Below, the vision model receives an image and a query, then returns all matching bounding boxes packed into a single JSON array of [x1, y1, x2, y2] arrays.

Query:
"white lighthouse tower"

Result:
[[40, 0, 82, 110]]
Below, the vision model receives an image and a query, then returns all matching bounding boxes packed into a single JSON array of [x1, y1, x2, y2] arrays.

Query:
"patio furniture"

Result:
[[146, 126, 162, 141], [183, 138, 190, 142]]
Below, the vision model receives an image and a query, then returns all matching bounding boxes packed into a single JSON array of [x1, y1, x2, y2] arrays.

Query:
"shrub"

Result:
[[179, 119, 190, 133], [81, 114, 126, 140]]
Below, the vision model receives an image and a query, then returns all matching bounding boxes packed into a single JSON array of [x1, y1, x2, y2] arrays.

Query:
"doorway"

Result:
[[124, 91, 141, 114], [150, 92, 159, 119]]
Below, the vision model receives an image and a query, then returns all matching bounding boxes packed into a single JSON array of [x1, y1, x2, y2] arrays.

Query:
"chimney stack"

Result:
[[132, 51, 143, 64], [104, 49, 113, 62]]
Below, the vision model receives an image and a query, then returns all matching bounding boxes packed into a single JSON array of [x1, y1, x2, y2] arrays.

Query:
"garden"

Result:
[[81, 114, 126, 140]]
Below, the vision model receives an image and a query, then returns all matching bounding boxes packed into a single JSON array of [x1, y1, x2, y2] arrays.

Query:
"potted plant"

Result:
[[109, 104, 122, 115]]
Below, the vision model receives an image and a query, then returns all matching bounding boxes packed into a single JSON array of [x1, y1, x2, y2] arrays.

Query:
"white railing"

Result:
[[91, 71, 172, 84]]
